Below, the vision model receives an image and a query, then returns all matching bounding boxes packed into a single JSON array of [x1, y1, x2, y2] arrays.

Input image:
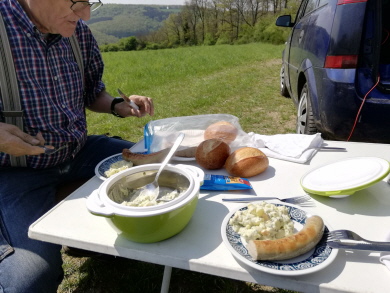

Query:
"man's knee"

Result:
[[0, 244, 63, 293]]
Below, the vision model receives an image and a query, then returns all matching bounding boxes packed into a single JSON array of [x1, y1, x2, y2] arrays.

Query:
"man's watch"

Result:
[[111, 97, 125, 118]]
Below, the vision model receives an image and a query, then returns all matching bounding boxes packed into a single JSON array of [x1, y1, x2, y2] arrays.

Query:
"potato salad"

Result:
[[109, 185, 182, 207], [229, 202, 294, 242], [121, 187, 181, 207], [104, 160, 133, 178]]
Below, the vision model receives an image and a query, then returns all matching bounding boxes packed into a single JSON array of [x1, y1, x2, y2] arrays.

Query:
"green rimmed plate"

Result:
[[301, 157, 390, 198]]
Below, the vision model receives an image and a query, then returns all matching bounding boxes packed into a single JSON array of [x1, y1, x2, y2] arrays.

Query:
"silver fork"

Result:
[[327, 230, 390, 244], [222, 194, 312, 205], [40, 144, 67, 155]]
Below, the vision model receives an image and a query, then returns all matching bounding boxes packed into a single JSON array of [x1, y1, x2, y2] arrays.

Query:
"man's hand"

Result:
[[0, 123, 46, 156], [122, 95, 154, 118], [88, 90, 155, 118]]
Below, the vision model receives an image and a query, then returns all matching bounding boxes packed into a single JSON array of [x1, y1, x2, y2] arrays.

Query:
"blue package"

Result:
[[200, 174, 253, 191]]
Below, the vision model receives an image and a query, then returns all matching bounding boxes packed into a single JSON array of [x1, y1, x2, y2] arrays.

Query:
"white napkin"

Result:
[[379, 231, 390, 271], [247, 132, 323, 163]]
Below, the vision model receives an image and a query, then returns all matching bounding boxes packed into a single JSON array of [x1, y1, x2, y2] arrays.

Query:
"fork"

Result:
[[222, 194, 312, 205], [40, 144, 67, 155], [327, 230, 390, 244]]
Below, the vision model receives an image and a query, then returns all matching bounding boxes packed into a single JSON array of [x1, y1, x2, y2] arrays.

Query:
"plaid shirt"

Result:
[[0, 0, 105, 168]]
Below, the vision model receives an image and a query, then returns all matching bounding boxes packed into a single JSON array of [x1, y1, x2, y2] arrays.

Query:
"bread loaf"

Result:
[[204, 121, 238, 144], [225, 147, 268, 178], [246, 215, 325, 260], [195, 139, 230, 170]]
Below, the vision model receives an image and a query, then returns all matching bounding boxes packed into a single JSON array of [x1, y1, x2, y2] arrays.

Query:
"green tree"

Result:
[[120, 36, 139, 51]]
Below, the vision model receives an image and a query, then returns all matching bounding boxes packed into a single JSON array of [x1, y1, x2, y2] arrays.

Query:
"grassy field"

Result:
[[87, 43, 295, 140], [58, 43, 297, 293]]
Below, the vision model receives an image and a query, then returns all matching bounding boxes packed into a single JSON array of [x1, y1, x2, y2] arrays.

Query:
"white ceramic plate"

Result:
[[301, 156, 390, 197], [221, 202, 338, 276], [94, 151, 195, 180], [95, 153, 127, 180]]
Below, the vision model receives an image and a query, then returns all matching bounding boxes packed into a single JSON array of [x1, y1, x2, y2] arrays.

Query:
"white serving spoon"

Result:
[[138, 133, 185, 200]]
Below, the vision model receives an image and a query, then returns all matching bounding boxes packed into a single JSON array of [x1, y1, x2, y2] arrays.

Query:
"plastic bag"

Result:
[[143, 114, 251, 153]]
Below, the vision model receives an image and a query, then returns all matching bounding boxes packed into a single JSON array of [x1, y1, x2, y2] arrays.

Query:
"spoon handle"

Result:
[[155, 133, 185, 179]]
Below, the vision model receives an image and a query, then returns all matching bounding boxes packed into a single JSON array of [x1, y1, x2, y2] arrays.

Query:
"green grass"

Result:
[[86, 43, 296, 141], [60, 43, 297, 293]]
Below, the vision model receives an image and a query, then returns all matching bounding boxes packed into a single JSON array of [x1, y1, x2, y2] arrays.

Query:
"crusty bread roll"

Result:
[[195, 139, 230, 170], [246, 215, 324, 261], [204, 121, 238, 144], [225, 147, 268, 178]]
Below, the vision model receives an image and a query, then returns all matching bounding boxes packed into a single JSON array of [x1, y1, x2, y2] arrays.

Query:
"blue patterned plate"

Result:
[[95, 153, 124, 180], [221, 202, 338, 276]]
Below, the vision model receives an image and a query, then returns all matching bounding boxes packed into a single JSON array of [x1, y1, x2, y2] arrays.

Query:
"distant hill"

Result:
[[87, 4, 183, 45]]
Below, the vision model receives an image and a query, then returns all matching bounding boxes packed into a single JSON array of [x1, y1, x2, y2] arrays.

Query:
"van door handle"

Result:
[[299, 30, 304, 44]]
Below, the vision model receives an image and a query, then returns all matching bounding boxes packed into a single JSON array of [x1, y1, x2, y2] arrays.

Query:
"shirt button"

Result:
[[27, 33, 31, 37], [54, 76, 58, 81], [62, 104, 66, 108]]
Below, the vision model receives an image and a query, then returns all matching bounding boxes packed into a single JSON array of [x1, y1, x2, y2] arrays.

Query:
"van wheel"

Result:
[[296, 83, 317, 134], [280, 65, 290, 97]]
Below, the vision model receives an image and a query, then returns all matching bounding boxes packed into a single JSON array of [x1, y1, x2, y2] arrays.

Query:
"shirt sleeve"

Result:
[[74, 21, 106, 107]]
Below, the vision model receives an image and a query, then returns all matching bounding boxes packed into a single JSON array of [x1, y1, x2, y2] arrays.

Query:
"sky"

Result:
[[102, 0, 186, 4]]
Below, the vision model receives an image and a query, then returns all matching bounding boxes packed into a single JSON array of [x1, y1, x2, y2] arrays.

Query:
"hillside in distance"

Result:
[[87, 4, 183, 45]]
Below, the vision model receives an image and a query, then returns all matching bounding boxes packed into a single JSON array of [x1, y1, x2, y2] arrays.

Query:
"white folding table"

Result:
[[29, 140, 390, 293]]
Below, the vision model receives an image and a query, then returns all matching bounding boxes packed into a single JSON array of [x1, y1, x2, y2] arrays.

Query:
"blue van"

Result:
[[276, 0, 390, 143]]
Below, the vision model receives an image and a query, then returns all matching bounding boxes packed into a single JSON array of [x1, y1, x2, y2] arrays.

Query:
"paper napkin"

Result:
[[247, 132, 324, 164]]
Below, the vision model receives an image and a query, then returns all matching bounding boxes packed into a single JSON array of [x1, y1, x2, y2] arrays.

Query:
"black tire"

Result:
[[296, 83, 317, 134], [280, 65, 290, 97]]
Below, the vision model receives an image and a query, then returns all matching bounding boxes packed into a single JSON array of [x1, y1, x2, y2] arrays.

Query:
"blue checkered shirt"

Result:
[[0, 0, 105, 168]]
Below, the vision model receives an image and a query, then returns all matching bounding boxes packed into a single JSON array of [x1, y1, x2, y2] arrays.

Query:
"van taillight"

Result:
[[324, 55, 358, 68], [337, 0, 367, 4]]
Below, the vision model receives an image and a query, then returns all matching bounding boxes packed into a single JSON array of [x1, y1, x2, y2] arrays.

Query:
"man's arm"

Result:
[[87, 90, 154, 118]]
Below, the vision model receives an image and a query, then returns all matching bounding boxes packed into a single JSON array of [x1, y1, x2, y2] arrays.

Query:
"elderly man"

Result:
[[0, 0, 154, 291]]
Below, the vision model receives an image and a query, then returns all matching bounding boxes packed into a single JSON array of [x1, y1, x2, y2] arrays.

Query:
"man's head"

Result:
[[18, 0, 102, 37]]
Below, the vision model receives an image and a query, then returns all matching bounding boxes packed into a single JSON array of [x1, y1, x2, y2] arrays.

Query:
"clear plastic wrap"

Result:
[[143, 114, 251, 154]]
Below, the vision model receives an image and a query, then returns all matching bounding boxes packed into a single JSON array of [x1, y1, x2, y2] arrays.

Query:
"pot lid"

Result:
[[300, 157, 390, 197]]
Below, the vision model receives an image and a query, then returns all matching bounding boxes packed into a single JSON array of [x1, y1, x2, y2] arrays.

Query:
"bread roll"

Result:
[[195, 139, 230, 170], [204, 121, 238, 144], [225, 147, 268, 178], [246, 215, 324, 261]]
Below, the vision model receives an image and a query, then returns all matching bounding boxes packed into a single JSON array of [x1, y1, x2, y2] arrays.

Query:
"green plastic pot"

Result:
[[86, 164, 204, 243]]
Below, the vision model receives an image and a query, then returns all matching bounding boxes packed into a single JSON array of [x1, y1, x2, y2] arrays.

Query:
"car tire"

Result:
[[280, 65, 290, 97], [296, 83, 317, 134]]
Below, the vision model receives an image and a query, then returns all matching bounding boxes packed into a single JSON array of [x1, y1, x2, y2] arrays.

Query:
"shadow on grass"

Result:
[[59, 254, 296, 293]]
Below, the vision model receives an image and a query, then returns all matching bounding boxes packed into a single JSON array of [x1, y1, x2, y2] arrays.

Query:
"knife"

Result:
[[319, 146, 346, 150], [222, 197, 281, 202], [117, 88, 140, 110], [327, 241, 390, 252]]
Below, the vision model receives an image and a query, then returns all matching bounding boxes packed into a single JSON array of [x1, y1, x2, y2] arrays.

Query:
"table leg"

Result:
[[160, 266, 172, 293]]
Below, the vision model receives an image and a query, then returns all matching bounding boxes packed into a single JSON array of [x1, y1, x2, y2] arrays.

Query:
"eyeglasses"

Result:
[[70, 0, 103, 12]]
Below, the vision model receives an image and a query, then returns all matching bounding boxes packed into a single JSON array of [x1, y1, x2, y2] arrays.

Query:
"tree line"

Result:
[[99, 0, 300, 52]]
